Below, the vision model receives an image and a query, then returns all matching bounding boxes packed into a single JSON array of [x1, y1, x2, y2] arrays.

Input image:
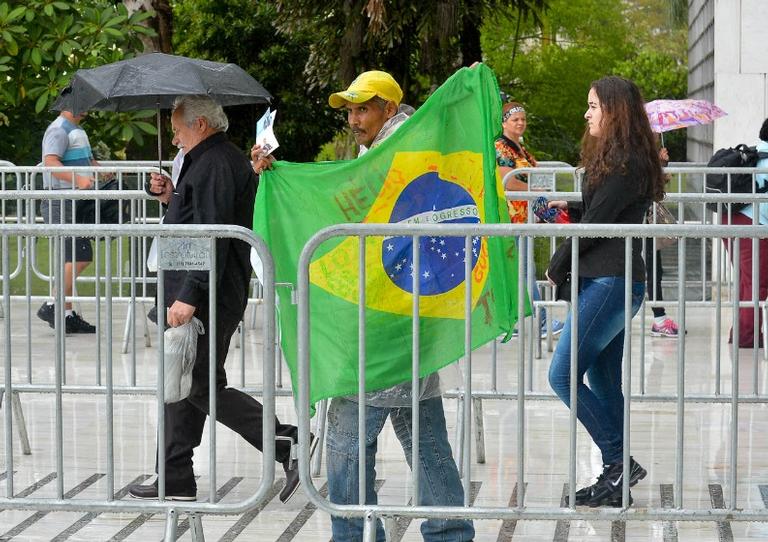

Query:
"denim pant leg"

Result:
[[389, 397, 475, 542], [587, 330, 627, 439], [548, 277, 644, 464], [326, 397, 389, 542]]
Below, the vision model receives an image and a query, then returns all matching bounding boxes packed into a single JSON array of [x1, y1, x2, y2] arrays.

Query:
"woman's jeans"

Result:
[[548, 276, 645, 464], [326, 396, 474, 542]]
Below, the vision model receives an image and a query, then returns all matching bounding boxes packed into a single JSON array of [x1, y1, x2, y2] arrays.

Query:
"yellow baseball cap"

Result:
[[328, 70, 403, 109]]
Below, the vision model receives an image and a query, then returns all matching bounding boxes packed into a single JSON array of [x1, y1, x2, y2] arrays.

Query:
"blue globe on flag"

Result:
[[382, 171, 481, 295]]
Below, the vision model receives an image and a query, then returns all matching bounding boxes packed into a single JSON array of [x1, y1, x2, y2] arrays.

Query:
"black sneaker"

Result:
[[569, 458, 646, 507], [37, 303, 55, 328], [147, 305, 158, 324], [128, 481, 196, 501], [278, 433, 319, 504], [65, 312, 96, 334]]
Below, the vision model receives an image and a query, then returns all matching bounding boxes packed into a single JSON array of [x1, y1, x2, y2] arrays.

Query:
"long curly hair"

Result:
[[580, 76, 665, 203]]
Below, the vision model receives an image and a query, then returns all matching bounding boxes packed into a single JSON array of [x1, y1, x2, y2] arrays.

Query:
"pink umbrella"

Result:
[[645, 99, 727, 132]]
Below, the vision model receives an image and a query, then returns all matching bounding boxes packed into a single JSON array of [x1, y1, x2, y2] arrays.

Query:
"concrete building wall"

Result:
[[688, 0, 768, 162]]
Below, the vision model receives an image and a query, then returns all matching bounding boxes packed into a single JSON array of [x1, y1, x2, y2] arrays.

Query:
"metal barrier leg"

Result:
[[121, 302, 133, 354], [11, 392, 31, 455], [141, 302, 151, 348], [311, 399, 328, 477], [362, 511, 377, 542], [384, 517, 396, 542], [0, 390, 31, 456], [164, 509, 179, 541], [248, 281, 260, 330], [763, 302, 767, 361], [473, 397, 485, 464], [455, 392, 465, 478], [0, 300, 4, 318], [188, 512, 205, 542]]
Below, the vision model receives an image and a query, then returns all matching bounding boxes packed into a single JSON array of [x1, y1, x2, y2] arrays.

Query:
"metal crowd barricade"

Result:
[[2, 164, 168, 357], [2, 164, 278, 367], [456, 162, 768, 469], [0, 186, 299, 440], [295, 220, 768, 539], [0, 222, 280, 540]]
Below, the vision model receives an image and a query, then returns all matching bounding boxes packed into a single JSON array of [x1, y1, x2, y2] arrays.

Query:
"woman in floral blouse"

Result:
[[496, 101, 564, 336], [496, 101, 537, 224]]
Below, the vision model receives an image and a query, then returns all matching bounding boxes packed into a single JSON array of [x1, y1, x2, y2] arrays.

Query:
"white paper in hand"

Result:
[[255, 108, 279, 155]]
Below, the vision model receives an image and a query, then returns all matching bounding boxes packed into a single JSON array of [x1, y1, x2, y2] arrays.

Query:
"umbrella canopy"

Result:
[[52, 52, 271, 114], [645, 98, 727, 133]]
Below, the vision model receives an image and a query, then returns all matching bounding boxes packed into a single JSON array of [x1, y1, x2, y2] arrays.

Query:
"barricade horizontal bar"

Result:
[[5, 385, 297, 397], [305, 222, 768, 244], [441, 389, 768, 404], [314, 504, 768, 522]]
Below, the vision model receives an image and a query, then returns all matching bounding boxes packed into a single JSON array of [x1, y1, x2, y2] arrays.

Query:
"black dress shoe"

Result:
[[278, 433, 319, 504], [128, 481, 196, 501]]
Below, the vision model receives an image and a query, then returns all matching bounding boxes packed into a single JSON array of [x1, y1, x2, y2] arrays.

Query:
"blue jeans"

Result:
[[548, 276, 644, 464], [326, 396, 474, 542]]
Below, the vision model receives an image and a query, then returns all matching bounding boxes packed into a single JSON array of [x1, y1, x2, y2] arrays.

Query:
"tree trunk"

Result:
[[123, 0, 173, 54], [459, 0, 482, 66]]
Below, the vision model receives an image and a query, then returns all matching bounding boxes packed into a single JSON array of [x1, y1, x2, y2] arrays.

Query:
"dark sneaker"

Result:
[[65, 312, 96, 334], [278, 433, 319, 504], [627, 457, 647, 486], [128, 481, 196, 501], [147, 305, 158, 324], [37, 303, 55, 328], [569, 458, 646, 507]]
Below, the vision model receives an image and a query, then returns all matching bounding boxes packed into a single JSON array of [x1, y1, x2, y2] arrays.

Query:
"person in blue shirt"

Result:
[[721, 118, 768, 348], [37, 109, 104, 334]]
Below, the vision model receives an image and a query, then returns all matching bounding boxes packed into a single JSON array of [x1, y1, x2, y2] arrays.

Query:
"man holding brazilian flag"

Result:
[[253, 63, 522, 540], [253, 64, 522, 408]]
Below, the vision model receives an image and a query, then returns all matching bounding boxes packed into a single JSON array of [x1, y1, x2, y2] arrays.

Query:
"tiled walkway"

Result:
[[1, 298, 767, 541]]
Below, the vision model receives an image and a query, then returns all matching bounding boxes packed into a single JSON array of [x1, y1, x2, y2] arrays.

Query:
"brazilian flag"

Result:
[[253, 64, 522, 409]]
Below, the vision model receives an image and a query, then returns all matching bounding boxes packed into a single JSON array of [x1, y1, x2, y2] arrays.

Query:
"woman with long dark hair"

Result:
[[545, 76, 666, 507]]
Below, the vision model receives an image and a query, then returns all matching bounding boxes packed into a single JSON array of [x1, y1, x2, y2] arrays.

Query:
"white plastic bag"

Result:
[[163, 317, 205, 403], [147, 237, 158, 272]]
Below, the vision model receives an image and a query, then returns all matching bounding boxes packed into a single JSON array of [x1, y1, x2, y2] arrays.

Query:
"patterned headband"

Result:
[[503, 106, 525, 122]]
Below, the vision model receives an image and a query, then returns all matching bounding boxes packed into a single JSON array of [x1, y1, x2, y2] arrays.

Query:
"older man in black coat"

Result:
[[129, 95, 309, 504]]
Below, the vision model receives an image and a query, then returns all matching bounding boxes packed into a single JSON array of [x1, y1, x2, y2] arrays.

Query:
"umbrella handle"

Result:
[[145, 104, 164, 196]]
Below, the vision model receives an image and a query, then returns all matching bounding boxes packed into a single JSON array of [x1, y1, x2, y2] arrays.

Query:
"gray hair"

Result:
[[369, 96, 390, 110], [172, 95, 229, 132]]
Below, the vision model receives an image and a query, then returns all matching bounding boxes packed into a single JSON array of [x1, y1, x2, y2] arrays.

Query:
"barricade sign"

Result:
[[158, 237, 212, 270]]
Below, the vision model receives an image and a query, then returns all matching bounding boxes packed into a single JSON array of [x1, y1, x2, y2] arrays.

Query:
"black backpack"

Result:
[[705, 144, 768, 211], [74, 178, 131, 224]]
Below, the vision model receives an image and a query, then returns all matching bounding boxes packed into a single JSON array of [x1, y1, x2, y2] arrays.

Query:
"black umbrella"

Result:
[[52, 53, 271, 192], [52, 52, 271, 114]]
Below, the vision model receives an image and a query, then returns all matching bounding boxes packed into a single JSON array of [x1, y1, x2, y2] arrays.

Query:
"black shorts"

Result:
[[63, 237, 93, 263], [39, 199, 94, 263]]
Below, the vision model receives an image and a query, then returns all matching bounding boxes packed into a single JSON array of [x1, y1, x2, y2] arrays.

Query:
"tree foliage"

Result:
[[0, 0, 157, 164], [172, 0, 342, 162], [275, 0, 547, 105], [482, 0, 688, 163]]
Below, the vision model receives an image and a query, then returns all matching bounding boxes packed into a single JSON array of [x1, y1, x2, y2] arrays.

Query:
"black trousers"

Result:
[[160, 310, 298, 488]]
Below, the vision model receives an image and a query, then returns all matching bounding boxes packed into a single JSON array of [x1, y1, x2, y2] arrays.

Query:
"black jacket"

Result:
[[547, 164, 650, 285], [163, 132, 257, 322]]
